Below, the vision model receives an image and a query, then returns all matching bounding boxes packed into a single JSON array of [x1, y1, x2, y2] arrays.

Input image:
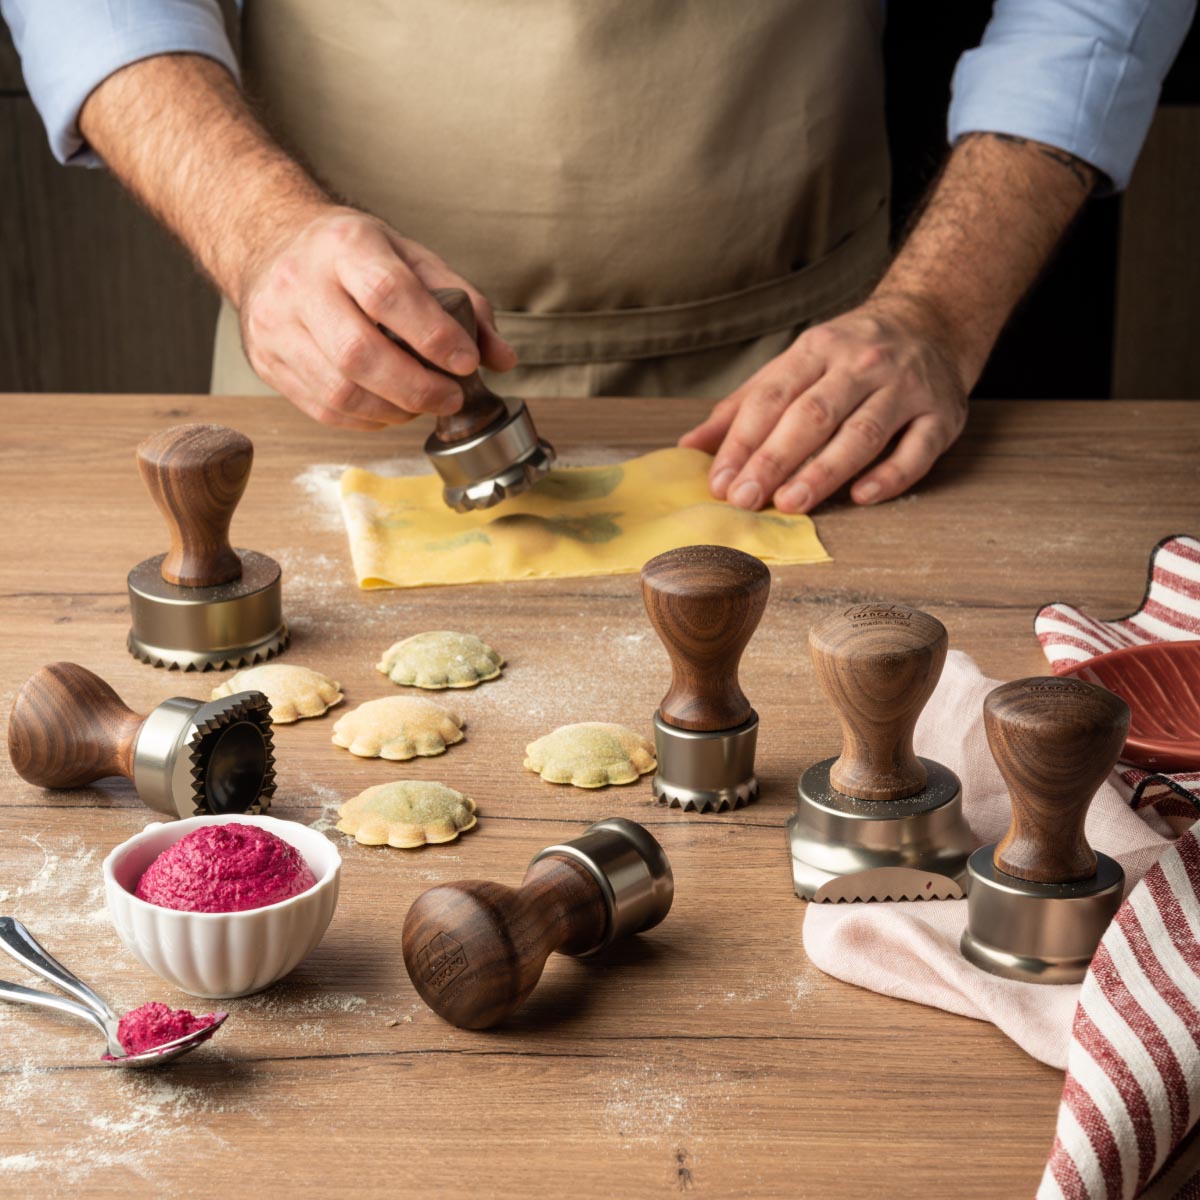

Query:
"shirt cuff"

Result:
[[948, 32, 1164, 193], [16, 5, 239, 167]]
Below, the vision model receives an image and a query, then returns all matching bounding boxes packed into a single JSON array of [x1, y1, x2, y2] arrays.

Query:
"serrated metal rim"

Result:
[[185, 691, 276, 815], [653, 779, 759, 814], [446, 441, 556, 512], [127, 624, 290, 672], [810, 868, 966, 904]]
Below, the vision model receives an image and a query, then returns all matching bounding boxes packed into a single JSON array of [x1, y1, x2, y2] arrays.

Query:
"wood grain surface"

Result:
[[808, 603, 946, 801], [7, 662, 143, 789], [985, 677, 1131, 883], [641, 545, 771, 731], [0, 394, 1195, 1199], [402, 854, 610, 1030], [136, 424, 253, 587]]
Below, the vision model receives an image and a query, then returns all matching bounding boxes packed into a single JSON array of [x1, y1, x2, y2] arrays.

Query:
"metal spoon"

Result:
[[0, 917, 226, 1066]]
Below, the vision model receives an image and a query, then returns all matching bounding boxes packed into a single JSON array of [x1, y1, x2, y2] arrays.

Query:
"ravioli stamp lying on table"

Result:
[[212, 664, 342, 724], [524, 722, 657, 788], [337, 781, 478, 848], [377, 631, 504, 689], [331, 697, 464, 760]]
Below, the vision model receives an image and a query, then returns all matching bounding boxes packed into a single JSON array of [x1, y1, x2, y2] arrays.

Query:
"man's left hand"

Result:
[[679, 294, 970, 513]]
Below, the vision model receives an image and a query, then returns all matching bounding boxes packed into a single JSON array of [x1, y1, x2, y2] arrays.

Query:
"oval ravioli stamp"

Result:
[[524, 722, 657, 789], [377, 631, 503, 690], [331, 697, 464, 760], [212, 664, 343, 724], [337, 781, 478, 848]]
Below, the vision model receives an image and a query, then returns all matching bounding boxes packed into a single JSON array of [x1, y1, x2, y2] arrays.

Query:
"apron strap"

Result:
[[496, 202, 889, 365]]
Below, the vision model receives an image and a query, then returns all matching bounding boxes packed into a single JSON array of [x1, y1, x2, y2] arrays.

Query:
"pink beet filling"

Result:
[[118, 1002, 219, 1055], [134, 823, 318, 913]]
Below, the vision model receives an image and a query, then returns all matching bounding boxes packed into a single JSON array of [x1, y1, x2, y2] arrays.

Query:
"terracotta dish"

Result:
[[1061, 641, 1200, 771]]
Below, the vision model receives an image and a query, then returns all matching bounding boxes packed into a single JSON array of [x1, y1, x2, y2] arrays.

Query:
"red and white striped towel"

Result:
[[1035, 534, 1200, 828], [1036, 535, 1200, 1198], [1038, 826, 1200, 1199]]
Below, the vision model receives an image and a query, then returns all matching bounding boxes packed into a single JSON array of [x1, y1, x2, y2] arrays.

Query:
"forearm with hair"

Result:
[[873, 132, 1098, 387], [79, 54, 332, 305]]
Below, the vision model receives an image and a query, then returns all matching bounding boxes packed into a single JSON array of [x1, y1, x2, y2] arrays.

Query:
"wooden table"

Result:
[[0, 395, 1194, 1198]]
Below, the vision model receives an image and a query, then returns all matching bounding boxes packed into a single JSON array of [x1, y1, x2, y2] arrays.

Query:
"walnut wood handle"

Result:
[[137, 424, 252, 587], [640, 545, 770, 732], [985, 677, 1130, 883], [382, 287, 508, 444], [7, 663, 145, 788], [401, 855, 608, 1030], [809, 603, 948, 800]]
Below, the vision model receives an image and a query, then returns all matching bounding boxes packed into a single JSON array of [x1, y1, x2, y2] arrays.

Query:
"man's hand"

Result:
[[238, 207, 516, 430], [680, 293, 968, 513], [683, 131, 1097, 511], [79, 54, 516, 430]]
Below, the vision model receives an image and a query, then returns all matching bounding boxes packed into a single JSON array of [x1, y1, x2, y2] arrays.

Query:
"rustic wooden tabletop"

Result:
[[0, 394, 1194, 1198]]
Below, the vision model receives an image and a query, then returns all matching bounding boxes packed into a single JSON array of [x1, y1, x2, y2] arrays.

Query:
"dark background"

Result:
[[1, 3, 1198, 398]]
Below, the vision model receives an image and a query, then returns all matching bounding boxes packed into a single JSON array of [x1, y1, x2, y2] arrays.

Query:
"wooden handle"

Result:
[[383, 287, 508, 444], [402, 855, 608, 1030], [985, 677, 1130, 883], [137, 424, 251, 587], [7, 663, 144, 788], [809, 604, 947, 800], [641, 545, 770, 731]]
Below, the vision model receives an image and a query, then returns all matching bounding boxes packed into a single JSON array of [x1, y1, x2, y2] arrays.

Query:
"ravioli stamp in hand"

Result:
[[212, 664, 342, 724], [524, 722, 657, 789], [331, 697, 464, 760], [377, 631, 503, 689], [337, 781, 478, 848]]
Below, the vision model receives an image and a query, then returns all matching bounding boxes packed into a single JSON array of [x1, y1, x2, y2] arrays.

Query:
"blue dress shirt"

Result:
[[1, 0, 1195, 190]]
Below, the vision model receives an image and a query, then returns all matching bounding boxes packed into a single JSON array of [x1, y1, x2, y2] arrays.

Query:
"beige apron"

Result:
[[213, 1, 890, 400]]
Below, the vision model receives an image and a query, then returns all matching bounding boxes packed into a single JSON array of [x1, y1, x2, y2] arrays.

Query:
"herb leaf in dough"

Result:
[[212, 664, 342, 724], [331, 696, 464, 760], [524, 722, 657, 789], [376, 631, 503, 690], [337, 781, 478, 848]]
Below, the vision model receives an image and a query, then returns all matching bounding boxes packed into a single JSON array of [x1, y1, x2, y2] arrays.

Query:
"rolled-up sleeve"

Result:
[[0, 0, 239, 166], [948, 0, 1197, 191]]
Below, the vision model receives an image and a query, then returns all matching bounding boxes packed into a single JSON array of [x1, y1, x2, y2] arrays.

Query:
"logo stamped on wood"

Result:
[[416, 931, 468, 992], [844, 603, 913, 627]]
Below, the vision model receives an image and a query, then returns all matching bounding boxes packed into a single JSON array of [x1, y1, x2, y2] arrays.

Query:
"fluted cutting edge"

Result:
[[127, 625, 290, 672], [810, 868, 965, 904], [652, 779, 759, 814], [445, 441, 556, 512], [185, 691, 276, 815]]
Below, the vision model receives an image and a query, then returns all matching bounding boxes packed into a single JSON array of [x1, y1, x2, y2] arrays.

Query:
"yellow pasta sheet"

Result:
[[339, 447, 829, 588]]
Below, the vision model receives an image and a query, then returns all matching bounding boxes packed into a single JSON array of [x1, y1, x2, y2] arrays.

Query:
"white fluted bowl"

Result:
[[104, 814, 341, 999]]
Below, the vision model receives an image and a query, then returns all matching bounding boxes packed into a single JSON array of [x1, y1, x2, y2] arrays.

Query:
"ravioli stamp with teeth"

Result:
[[384, 288, 555, 512], [788, 603, 975, 902], [127, 423, 288, 671], [640, 545, 770, 813], [7, 662, 275, 819]]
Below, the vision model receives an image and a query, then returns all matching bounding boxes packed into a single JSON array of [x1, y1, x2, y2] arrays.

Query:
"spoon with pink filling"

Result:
[[0, 917, 226, 1066]]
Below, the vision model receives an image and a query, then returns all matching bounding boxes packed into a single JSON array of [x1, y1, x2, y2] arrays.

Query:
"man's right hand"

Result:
[[237, 207, 518, 430], [77, 55, 516, 429]]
